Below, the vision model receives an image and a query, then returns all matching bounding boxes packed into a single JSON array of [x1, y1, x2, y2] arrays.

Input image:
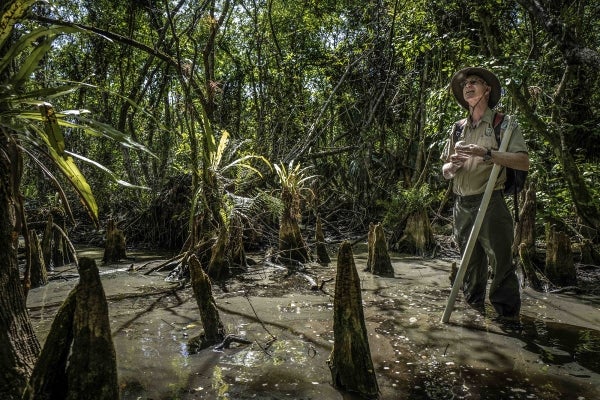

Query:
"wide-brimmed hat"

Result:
[[451, 67, 501, 109]]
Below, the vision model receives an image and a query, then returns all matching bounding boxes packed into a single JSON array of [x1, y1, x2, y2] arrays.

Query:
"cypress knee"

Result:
[[24, 291, 77, 399], [67, 257, 119, 399], [29, 229, 48, 288], [545, 224, 577, 286], [365, 222, 375, 272], [328, 241, 379, 398], [103, 219, 126, 263], [370, 224, 394, 277]]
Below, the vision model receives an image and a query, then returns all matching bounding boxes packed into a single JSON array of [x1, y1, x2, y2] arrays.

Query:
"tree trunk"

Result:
[[390, 209, 434, 255], [315, 215, 330, 264], [229, 214, 248, 271], [188, 254, 225, 352], [41, 214, 53, 269], [328, 241, 379, 398], [519, 243, 544, 291], [513, 181, 536, 257], [580, 239, 600, 265], [103, 219, 127, 263], [29, 229, 48, 288], [365, 222, 375, 272], [51, 207, 68, 267], [545, 224, 577, 286], [0, 133, 40, 399], [369, 223, 394, 277], [278, 209, 310, 264], [207, 226, 230, 280]]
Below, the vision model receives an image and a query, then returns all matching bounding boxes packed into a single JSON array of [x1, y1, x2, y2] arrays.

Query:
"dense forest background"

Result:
[[2, 0, 600, 398], [6, 0, 600, 250]]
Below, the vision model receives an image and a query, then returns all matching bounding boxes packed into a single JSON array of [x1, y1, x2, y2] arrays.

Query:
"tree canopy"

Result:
[[6, 0, 600, 241]]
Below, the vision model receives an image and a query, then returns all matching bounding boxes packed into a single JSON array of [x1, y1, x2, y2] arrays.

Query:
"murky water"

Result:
[[26, 248, 600, 399]]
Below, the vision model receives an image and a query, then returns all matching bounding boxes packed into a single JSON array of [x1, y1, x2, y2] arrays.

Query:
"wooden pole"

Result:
[[441, 116, 516, 323]]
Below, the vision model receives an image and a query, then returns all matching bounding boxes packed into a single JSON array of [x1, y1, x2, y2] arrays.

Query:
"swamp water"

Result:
[[26, 247, 600, 399]]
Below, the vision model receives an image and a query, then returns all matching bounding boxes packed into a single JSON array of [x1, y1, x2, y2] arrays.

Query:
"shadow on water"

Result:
[[397, 313, 600, 400], [508, 314, 600, 375]]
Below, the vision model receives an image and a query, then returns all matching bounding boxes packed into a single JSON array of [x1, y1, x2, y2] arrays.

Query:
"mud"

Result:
[[26, 245, 600, 399]]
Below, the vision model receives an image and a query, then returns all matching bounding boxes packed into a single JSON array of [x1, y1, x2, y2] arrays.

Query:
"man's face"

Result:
[[461, 75, 489, 106]]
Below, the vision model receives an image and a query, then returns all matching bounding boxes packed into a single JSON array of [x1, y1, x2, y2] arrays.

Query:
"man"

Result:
[[441, 67, 529, 319]]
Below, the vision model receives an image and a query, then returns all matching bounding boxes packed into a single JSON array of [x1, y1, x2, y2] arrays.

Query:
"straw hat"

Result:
[[451, 67, 501, 109]]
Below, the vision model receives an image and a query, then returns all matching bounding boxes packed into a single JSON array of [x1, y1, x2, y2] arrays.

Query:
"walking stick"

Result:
[[441, 116, 517, 323]]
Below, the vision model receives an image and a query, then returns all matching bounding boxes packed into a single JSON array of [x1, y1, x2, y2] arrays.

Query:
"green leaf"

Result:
[[38, 104, 99, 226], [0, 0, 39, 50], [39, 103, 65, 155], [66, 150, 150, 190], [0, 25, 81, 78]]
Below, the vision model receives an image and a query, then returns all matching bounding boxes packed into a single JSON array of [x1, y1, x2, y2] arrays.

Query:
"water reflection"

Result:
[[27, 247, 600, 399], [516, 315, 600, 374]]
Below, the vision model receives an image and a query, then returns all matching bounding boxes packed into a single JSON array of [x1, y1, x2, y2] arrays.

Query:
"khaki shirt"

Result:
[[441, 108, 528, 196]]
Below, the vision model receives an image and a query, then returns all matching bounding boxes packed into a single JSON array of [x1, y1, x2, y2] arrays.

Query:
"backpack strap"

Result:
[[493, 112, 520, 222], [492, 112, 505, 145]]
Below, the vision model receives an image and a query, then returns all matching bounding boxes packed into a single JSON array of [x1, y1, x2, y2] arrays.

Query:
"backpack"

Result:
[[453, 113, 528, 221]]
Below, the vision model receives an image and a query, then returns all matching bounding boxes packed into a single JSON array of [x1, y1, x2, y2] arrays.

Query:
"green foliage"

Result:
[[274, 160, 317, 219], [1, 1, 152, 226], [274, 161, 316, 196], [3, 0, 597, 237], [381, 184, 434, 228]]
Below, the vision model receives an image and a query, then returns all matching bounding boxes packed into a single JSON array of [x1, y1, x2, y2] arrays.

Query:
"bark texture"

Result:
[[207, 226, 231, 280], [279, 212, 310, 264], [315, 215, 331, 264], [29, 229, 48, 288], [189, 254, 225, 351], [328, 241, 379, 398], [519, 243, 544, 291], [278, 186, 310, 264], [545, 225, 577, 286], [25, 257, 118, 399], [365, 222, 375, 272], [513, 181, 536, 257], [102, 219, 127, 263], [23, 291, 76, 399], [0, 133, 40, 399], [369, 224, 394, 277], [390, 209, 434, 255], [66, 257, 119, 399]]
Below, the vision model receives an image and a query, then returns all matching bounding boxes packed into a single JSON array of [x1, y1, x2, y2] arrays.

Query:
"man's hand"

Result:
[[443, 152, 468, 179], [454, 141, 487, 158]]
